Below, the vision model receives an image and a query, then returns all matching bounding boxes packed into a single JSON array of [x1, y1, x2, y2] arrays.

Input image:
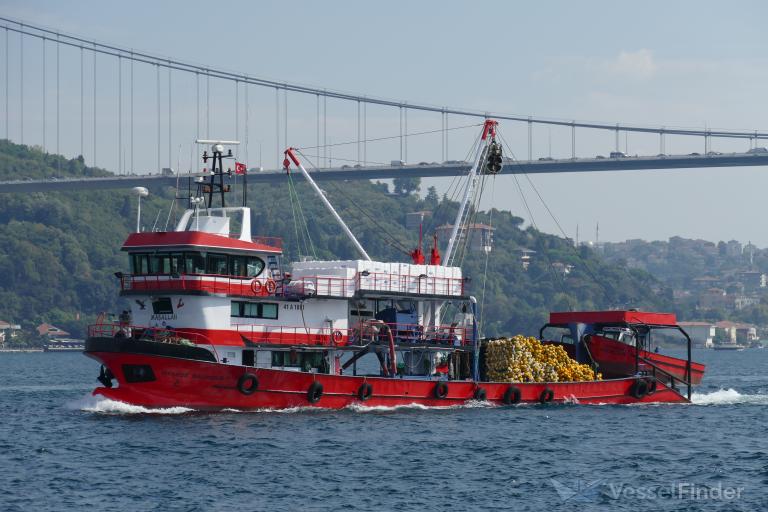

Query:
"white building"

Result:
[[0, 321, 21, 347], [678, 321, 716, 348]]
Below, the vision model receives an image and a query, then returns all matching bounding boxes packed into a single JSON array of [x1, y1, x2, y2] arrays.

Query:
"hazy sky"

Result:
[[3, 1, 768, 245]]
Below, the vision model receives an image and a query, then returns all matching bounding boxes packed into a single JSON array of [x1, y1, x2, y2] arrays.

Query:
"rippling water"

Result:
[[1, 349, 767, 511]]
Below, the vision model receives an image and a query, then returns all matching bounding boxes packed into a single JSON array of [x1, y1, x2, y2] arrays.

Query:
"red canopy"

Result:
[[122, 231, 282, 254], [549, 310, 677, 326]]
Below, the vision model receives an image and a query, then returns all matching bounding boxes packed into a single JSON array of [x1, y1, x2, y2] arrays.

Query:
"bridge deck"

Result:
[[1, 153, 767, 193]]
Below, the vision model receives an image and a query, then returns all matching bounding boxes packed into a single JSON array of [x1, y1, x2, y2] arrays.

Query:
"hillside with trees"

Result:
[[0, 141, 671, 344]]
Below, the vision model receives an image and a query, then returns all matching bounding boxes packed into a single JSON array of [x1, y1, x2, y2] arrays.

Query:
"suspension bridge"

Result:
[[1, 16, 767, 194]]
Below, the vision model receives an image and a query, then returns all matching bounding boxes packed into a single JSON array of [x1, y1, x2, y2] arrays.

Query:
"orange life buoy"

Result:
[[331, 330, 344, 344], [250, 279, 262, 295], [265, 279, 277, 294]]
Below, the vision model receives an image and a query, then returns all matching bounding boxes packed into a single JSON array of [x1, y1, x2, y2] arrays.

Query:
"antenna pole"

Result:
[[243, 165, 247, 207], [284, 148, 371, 261]]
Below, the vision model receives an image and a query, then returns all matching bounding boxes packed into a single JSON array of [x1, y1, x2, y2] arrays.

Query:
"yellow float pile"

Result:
[[485, 335, 601, 383]]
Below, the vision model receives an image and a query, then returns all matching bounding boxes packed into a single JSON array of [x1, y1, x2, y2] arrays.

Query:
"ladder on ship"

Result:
[[266, 254, 282, 281]]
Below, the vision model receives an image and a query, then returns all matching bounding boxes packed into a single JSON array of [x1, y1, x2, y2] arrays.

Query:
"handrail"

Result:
[[89, 321, 471, 349], [233, 321, 471, 347], [120, 273, 279, 297], [639, 355, 692, 400], [121, 271, 466, 298]]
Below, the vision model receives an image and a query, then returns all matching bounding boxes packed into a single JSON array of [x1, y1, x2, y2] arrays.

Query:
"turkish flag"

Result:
[[235, 162, 247, 175]]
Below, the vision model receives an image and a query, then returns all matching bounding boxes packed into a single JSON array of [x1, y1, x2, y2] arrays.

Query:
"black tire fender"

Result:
[[630, 378, 649, 399], [357, 382, 373, 401], [539, 388, 555, 404], [237, 373, 259, 395], [307, 381, 324, 404], [434, 381, 449, 399], [473, 387, 487, 401], [503, 385, 522, 405]]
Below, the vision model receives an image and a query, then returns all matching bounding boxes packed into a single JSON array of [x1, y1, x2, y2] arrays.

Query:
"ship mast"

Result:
[[283, 148, 372, 261], [195, 139, 240, 209], [444, 120, 502, 266]]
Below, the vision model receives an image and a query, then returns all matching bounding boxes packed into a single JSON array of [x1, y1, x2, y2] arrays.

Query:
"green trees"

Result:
[[392, 176, 421, 195]]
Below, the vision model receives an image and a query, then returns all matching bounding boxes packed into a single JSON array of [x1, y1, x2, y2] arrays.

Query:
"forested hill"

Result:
[[0, 141, 670, 339]]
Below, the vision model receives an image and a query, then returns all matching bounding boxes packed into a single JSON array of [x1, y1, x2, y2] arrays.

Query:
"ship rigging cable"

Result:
[[295, 123, 482, 152], [497, 132, 616, 302], [477, 176, 495, 339], [286, 171, 317, 259], [294, 149, 412, 257]]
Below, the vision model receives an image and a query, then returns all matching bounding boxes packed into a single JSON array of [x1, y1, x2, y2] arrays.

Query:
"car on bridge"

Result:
[[747, 147, 768, 154], [610, 151, 627, 158]]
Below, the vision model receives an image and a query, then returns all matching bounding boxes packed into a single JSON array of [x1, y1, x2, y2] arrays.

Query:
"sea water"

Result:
[[0, 349, 766, 511]]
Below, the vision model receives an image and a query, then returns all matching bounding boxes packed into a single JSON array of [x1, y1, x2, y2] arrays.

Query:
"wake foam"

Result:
[[69, 390, 766, 415], [691, 388, 768, 405], [344, 400, 494, 413], [69, 394, 194, 415]]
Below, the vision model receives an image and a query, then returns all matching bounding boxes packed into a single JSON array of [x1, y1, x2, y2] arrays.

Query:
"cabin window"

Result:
[[260, 303, 278, 319], [184, 252, 206, 274], [231, 301, 279, 320], [207, 253, 229, 275], [230, 255, 265, 277], [148, 254, 172, 274], [230, 255, 247, 277], [243, 302, 259, 317], [169, 253, 184, 274], [246, 257, 265, 277], [131, 253, 149, 274], [129, 251, 265, 277], [152, 297, 174, 314], [271, 351, 324, 371]]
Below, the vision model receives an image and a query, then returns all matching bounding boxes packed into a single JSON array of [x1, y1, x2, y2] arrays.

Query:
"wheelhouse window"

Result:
[[149, 254, 173, 274], [131, 254, 149, 274], [230, 255, 265, 277], [231, 301, 279, 320], [184, 252, 206, 274], [129, 251, 265, 278], [207, 253, 229, 275]]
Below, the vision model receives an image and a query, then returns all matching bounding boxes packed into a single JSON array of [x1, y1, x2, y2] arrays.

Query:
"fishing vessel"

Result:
[[85, 121, 702, 408]]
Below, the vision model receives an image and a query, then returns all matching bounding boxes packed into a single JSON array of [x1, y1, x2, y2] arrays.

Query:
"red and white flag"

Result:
[[234, 162, 247, 175]]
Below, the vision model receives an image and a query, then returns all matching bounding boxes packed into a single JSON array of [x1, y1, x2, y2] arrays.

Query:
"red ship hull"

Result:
[[586, 335, 705, 385], [86, 349, 689, 409]]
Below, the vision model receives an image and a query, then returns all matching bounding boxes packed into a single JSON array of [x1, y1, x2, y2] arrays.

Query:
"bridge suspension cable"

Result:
[[2, 16, 767, 141]]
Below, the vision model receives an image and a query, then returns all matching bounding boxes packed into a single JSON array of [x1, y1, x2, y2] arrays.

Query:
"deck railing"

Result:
[[120, 271, 466, 298], [89, 321, 471, 347], [233, 321, 470, 347]]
